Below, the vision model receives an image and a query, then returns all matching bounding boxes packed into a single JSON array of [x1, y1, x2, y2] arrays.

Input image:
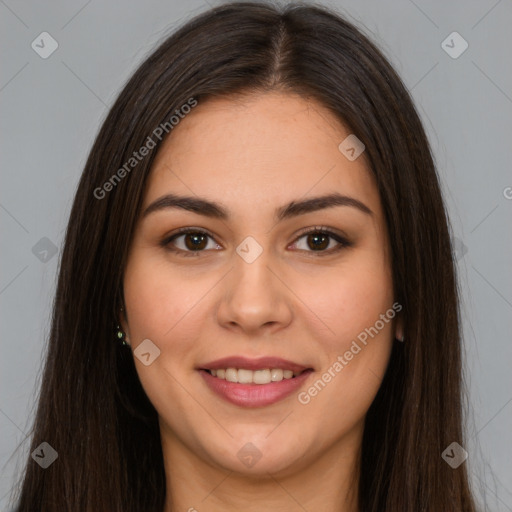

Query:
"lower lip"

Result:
[[199, 369, 314, 407]]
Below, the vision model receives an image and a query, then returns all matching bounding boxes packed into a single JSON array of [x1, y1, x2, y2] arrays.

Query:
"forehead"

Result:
[[144, 92, 381, 218]]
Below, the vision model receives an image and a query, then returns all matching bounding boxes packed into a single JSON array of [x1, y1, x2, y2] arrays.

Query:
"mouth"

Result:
[[197, 356, 314, 407]]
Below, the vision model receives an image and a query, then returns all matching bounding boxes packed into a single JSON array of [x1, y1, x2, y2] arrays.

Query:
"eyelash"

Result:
[[160, 226, 352, 258]]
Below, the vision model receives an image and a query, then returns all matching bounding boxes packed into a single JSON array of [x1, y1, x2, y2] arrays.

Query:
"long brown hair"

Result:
[[9, 2, 477, 510]]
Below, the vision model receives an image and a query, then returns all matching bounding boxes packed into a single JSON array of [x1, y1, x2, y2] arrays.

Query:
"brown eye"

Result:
[[291, 227, 351, 255], [162, 228, 220, 257], [182, 232, 208, 250], [305, 232, 330, 251], [161, 226, 350, 258]]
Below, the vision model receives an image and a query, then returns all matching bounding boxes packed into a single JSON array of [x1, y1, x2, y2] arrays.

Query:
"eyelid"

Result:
[[288, 225, 351, 254], [164, 226, 217, 241], [160, 226, 221, 257], [161, 225, 351, 256], [292, 225, 349, 242]]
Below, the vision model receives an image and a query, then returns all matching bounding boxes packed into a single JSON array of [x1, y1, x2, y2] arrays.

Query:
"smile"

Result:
[[198, 368, 314, 407], [206, 367, 304, 384]]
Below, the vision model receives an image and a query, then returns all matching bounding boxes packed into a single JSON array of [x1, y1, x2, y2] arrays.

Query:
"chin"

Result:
[[205, 434, 311, 477]]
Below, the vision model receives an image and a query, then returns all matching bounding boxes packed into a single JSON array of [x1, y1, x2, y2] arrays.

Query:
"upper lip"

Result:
[[198, 356, 312, 374]]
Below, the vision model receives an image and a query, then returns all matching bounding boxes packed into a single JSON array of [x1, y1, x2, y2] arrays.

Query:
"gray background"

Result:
[[1, 0, 511, 510]]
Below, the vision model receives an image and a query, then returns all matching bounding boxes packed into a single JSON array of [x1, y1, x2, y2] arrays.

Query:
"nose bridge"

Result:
[[235, 244, 271, 286], [216, 234, 292, 332], [230, 237, 277, 305]]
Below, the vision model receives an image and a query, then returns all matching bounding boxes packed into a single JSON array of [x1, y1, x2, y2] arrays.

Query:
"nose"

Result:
[[215, 244, 293, 336]]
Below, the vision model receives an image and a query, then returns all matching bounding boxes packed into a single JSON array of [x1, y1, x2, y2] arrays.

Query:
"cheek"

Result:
[[294, 247, 395, 411], [297, 252, 394, 348], [123, 253, 208, 342], [122, 256, 208, 407], [305, 263, 394, 397]]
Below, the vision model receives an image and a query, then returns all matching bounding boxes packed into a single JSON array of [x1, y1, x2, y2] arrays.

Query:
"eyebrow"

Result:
[[142, 192, 373, 221]]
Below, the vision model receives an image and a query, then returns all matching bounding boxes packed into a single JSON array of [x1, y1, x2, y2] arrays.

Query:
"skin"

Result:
[[120, 91, 403, 512]]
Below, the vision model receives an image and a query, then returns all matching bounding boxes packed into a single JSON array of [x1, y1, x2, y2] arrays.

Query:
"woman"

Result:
[[10, 2, 478, 510]]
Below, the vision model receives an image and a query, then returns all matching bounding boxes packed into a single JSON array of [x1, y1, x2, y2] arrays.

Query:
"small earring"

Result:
[[396, 334, 405, 343], [116, 325, 129, 346], [116, 304, 130, 346]]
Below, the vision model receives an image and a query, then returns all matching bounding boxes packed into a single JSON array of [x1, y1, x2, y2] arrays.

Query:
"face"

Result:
[[121, 92, 401, 478]]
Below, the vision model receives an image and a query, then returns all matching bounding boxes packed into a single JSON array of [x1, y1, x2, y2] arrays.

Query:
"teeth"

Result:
[[254, 369, 271, 384], [226, 368, 238, 382], [271, 369, 283, 381], [208, 367, 299, 384]]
